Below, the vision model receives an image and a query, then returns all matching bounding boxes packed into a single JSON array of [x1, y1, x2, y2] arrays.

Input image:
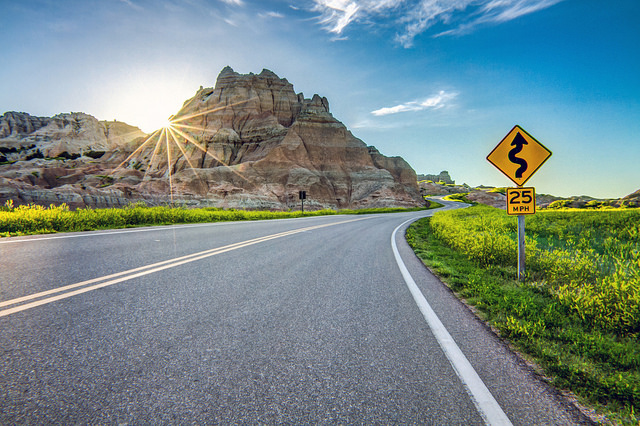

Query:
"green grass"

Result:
[[406, 205, 640, 424], [0, 201, 433, 237], [426, 200, 445, 210], [488, 187, 507, 195]]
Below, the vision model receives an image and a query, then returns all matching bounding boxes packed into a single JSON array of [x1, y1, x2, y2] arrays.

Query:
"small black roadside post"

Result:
[[299, 190, 306, 213]]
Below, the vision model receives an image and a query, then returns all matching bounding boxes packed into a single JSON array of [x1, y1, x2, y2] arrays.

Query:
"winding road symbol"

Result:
[[486, 125, 552, 186], [508, 132, 529, 178]]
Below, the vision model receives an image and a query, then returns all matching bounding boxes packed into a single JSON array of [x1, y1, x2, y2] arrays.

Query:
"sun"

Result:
[[110, 101, 258, 205], [158, 115, 175, 131], [161, 115, 176, 130]]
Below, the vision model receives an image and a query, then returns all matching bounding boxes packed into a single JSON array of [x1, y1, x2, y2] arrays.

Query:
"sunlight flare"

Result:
[[163, 127, 174, 203], [107, 100, 261, 202]]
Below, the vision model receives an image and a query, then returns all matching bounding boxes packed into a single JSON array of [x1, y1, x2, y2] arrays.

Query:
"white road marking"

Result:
[[1, 217, 369, 317], [0, 223, 208, 244], [0, 215, 331, 245], [392, 218, 512, 426]]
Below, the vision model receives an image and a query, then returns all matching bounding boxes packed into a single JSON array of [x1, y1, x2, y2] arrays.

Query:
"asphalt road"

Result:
[[0, 201, 590, 424]]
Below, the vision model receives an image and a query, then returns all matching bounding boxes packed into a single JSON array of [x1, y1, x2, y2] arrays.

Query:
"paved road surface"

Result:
[[0, 201, 589, 424]]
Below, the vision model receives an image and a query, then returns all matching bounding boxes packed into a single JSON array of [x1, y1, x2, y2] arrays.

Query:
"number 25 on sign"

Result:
[[507, 187, 535, 215]]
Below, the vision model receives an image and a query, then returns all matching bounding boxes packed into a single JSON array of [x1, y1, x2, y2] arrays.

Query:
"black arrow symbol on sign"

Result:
[[508, 132, 528, 178]]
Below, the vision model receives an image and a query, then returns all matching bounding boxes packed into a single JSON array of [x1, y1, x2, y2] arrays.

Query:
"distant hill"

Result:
[[543, 192, 639, 209], [417, 171, 454, 185], [419, 177, 639, 209]]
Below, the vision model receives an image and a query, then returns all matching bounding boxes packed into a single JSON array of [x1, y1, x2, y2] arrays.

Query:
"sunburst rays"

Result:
[[108, 98, 261, 204]]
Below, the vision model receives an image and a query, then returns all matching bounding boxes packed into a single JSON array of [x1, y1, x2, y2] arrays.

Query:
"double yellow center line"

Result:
[[1, 217, 369, 318]]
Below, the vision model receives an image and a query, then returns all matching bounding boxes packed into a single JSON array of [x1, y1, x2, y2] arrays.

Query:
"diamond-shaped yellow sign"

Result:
[[487, 125, 552, 186]]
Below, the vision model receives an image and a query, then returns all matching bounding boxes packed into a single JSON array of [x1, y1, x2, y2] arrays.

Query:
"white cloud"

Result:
[[259, 11, 285, 19], [313, 0, 360, 34], [310, 0, 565, 46], [371, 90, 457, 116], [395, 0, 473, 46], [482, 0, 562, 22], [312, 0, 405, 34], [434, 0, 564, 37], [267, 11, 285, 18], [220, 0, 244, 6]]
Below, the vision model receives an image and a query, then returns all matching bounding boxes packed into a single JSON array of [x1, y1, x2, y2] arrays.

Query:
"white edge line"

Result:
[[392, 217, 512, 426], [0, 223, 207, 244], [0, 214, 340, 245]]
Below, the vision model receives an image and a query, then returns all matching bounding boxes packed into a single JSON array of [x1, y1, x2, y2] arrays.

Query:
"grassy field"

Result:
[[0, 200, 436, 237], [406, 205, 639, 424]]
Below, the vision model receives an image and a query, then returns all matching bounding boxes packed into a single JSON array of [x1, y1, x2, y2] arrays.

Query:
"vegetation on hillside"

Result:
[[442, 193, 474, 204], [406, 205, 639, 424]]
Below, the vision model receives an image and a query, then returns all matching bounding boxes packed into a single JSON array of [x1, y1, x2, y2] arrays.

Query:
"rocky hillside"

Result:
[[542, 192, 640, 209], [420, 178, 640, 210], [417, 171, 454, 185], [0, 112, 145, 160], [0, 113, 147, 207], [0, 67, 423, 210]]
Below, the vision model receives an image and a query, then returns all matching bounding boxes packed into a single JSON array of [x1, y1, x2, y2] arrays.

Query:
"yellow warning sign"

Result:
[[487, 125, 552, 186], [506, 187, 536, 215]]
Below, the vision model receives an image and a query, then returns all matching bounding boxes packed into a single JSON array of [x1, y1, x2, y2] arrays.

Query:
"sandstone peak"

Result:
[[0, 111, 51, 138], [0, 67, 423, 210], [219, 65, 236, 75], [258, 68, 280, 79]]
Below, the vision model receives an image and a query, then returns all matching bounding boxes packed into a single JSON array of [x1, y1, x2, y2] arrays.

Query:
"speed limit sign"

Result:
[[506, 187, 536, 215]]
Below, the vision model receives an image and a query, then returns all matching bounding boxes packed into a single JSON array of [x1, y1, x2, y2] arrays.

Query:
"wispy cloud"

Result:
[[434, 0, 564, 37], [311, 0, 565, 46], [259, 11, 285, 19], [371, 90, 457, 116], [224, 18, 239, 26], [312, 0, 361, 34], [220, 0, 244, 6]]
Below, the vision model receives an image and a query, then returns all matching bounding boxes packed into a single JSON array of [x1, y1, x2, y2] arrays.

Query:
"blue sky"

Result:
[[1, 0, 638, 198]]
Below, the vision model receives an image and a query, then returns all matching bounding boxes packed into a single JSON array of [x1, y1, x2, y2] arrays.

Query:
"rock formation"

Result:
[[0, 113, 148, 208], [0, 67, 424, 210], [0, 112, 145, 159], [417, 171, 454, 185]]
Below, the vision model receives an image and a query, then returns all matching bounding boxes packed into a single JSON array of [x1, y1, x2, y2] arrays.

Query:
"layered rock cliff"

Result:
[[417, 171, 454, 185], [0, 67, 424, 210]]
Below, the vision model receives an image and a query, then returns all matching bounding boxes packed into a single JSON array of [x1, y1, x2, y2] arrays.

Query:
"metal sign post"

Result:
[[506, 187, 536, 281], [487, 125, 551, 282], [517, 215, 526, 281]]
